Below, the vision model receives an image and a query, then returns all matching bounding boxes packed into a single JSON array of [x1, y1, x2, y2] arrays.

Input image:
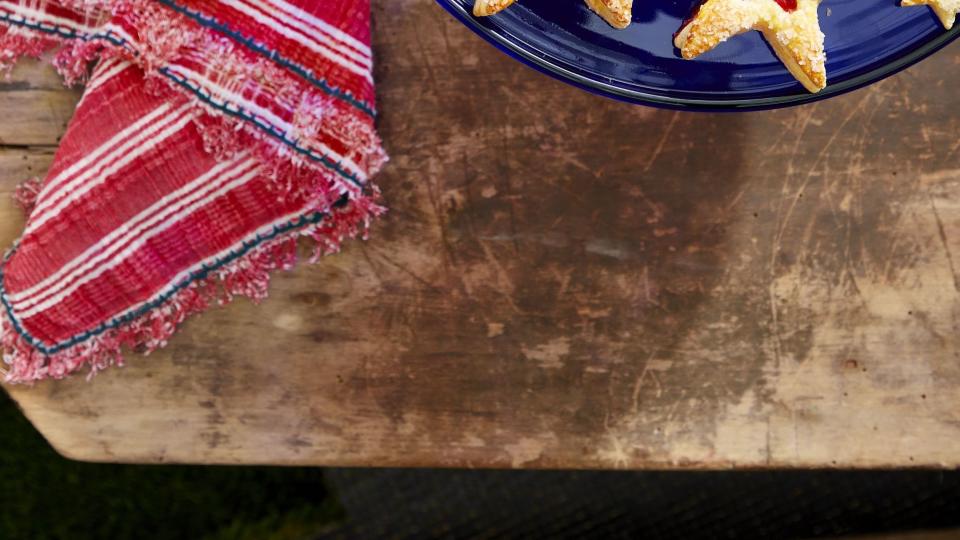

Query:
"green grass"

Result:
[[0, 392, 342, 540]]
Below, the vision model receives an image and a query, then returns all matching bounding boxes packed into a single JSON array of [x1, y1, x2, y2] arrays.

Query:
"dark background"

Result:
[[3, 393, 960, 540]]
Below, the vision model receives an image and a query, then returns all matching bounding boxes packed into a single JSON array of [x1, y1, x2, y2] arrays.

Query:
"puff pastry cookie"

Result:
[[474, 0, 517, 16], [584, 0, 634, 29], [674, 0, 827, 92], [902, 0, 959, 29], [474, 0, 634, 29]]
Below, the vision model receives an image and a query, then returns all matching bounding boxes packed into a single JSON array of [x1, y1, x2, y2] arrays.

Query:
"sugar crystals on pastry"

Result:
[[474, 0, 634, 29], [474, 0, 517, 16], [901, 0, 959, 30], [584, 0, 634, 29], [674, 0, 827, 93]]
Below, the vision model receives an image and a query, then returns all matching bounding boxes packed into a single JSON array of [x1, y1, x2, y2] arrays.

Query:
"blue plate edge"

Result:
[[436, 0, 960, 112]]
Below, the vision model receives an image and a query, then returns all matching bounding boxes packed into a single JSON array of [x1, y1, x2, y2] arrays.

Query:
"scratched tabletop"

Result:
[[2, 1, 960, 468]]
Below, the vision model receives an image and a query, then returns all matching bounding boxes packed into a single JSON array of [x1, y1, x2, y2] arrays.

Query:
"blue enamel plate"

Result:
[[437, 0, 960, 110]]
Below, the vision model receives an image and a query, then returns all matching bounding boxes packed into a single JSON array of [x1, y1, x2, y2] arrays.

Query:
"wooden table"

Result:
[[2, 2, 960, 468]]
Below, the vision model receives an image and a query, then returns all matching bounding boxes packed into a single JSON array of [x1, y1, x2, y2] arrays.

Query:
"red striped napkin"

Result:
[[0, 0, 386, 382]]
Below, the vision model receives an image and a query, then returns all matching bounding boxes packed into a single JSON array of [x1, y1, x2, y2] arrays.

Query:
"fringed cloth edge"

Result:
[[0, 0, 387, 382]]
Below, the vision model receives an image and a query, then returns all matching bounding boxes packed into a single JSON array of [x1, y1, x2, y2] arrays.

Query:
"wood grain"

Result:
[[3, 2, 960, 468], [0, 90, 76, 146]]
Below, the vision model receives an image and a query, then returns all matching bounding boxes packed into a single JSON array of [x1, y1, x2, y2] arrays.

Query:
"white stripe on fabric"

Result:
[[244, 0, 371, 69], [25, 105, 196, 236], [164, 65, 293, 136], [86, 56, 120, 86], [102, 23, 137, 47], [104, 208, 313, 327], [5, 3, 141, 52], [1, 2, 99, 34], [15, 162, 264, 319], [84, 59, 133, 95], [76, 57, 118, 106], [164, 65, 369, 181], [11, 156, 259, 309], [257, 0, 371, 58], [221, 0, 373, 84], [12, 154, 254, 300], [30, 102, 178, 225]]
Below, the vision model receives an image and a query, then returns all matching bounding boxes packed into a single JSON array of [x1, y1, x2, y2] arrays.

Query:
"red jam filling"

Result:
[[775, 0, 798, 11]]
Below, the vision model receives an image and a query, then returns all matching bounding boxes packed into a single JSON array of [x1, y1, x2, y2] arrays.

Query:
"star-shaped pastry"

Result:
[[474, 0, 634, 29], [902, 0, 959, 30], [674, 0, 827, 93]]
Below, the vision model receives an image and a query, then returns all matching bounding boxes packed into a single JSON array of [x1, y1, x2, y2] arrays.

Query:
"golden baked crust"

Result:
[[674, 0, 827, 92], [474, 0, 516, 16], [473, 0, 633, 29], [584, 0, 634, 29], [902, 0, 959, 29]]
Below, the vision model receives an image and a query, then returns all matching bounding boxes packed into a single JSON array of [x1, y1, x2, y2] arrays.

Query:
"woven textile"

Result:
[[0, 0, 386, 382]]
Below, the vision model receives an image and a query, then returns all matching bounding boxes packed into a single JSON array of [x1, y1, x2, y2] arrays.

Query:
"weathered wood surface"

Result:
[[2, 2, 960, 468]]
